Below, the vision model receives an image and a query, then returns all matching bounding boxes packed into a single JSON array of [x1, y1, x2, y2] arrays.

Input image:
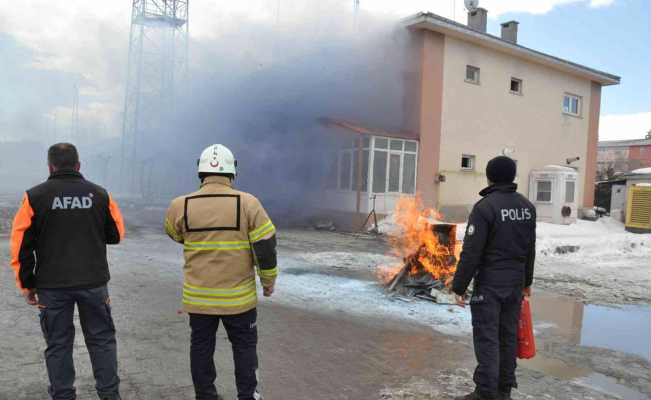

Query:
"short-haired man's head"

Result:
[[48, 143, 80, 171]]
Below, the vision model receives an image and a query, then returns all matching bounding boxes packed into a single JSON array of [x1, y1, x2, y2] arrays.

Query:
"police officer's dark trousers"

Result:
[[37, 285, 120, 400], [190, 308, 258, 400], [470, 285, 523, 399]]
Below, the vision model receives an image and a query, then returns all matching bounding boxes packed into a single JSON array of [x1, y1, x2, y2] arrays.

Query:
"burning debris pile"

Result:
[[379, 197, 461, 304]]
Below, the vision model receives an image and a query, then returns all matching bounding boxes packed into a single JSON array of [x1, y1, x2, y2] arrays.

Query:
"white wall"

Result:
[[437, 36, 592, 213]]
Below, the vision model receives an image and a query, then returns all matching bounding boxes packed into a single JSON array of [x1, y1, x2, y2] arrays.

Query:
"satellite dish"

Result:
[[465, 0, 479, 11]]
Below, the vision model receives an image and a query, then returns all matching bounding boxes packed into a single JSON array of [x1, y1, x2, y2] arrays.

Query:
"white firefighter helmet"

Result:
[[197, 144, 237, 175]]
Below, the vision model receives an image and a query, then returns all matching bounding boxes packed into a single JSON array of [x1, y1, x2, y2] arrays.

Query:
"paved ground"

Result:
[[1, 225, 649, 399], [0, 229, 469, 400]]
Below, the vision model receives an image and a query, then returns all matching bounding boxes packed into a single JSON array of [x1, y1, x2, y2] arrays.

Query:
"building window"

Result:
[[402, 154, 417, 194], [563, 93, 581, 116], [352, 148, 369, 192], [466, 65, 480, 84], [640, 147, 647, 157], [510, 78, 523, 95], [565, 181, 576, 203], [332, 136, 418, 195], [536, 180, 553, 202], [461, 155, 475, 170], [332, 137, 370, 192], [371, 137, 419, 194]]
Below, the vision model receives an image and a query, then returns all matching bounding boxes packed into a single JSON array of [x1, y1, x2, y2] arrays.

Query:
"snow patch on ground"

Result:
[[533, 218, 651, 303], [266, 264, 471, 336], [536, 217, 651, 259], [294, 251, 399, 270]]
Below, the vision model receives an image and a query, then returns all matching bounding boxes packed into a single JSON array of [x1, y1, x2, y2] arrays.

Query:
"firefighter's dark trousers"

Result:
[[190, 309, 259, 400], [37, 285, 120, 400], [470, 285, 523, 399]]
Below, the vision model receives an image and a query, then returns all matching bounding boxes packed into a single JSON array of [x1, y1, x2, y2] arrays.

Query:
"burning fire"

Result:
[[378, 196, 461, 286]]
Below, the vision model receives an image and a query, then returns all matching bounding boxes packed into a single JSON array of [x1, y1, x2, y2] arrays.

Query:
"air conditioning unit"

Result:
[[528, 165, 578, 225], [626, 185, 651, 233]]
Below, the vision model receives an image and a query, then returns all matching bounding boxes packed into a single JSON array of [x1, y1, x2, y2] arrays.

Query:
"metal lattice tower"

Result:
[[120, 0, 189, 196]]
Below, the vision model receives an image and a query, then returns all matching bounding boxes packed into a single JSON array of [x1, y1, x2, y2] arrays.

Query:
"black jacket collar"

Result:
[[479, 182, 518, 197], [48, 169, 84, 180]]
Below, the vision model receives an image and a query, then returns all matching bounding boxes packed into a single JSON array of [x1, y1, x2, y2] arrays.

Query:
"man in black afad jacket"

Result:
[[10, 143, 125, 400], [452, 156, 536, 400]]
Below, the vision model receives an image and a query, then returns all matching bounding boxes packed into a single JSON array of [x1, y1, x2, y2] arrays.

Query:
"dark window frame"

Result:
[[510, 77, 523, 95], [465, 65, 480, 85], [461, 154, 476, 171]]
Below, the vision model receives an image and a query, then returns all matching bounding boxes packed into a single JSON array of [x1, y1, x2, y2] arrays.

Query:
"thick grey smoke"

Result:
[[119, 3, 411, 222], [2, 1, 412, 222]]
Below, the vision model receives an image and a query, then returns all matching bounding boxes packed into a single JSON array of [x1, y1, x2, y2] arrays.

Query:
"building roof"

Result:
[[320, 118, 419, 140], [404, 12, 621, 86], [631, 167, 651, 175], [598, 139, 651, 148]]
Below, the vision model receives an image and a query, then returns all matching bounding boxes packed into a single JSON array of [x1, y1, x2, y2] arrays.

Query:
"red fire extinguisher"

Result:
[[517, 297, 536, 359]]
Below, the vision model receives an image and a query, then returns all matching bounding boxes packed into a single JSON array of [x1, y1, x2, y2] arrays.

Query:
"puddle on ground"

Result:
[[531, 291, 651, 361], [576, 373, 649, 400], [520, 354, 590, 380], [521, 355, 646, 400], [525, 292, 650, 400], [581, 303, 651, 361]]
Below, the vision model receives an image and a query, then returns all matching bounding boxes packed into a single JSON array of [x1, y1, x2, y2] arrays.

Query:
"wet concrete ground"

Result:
[[0, 232, 468, 400], [1, 228, 650, 399]]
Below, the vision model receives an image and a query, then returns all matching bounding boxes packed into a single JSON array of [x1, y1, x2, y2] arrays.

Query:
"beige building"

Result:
[[322, 9, 619, 224]]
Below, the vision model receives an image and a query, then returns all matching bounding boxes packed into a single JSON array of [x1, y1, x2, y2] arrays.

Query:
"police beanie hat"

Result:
[[486, 156, 517, 184]]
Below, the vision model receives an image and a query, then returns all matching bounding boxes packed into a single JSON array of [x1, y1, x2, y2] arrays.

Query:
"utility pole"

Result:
[[353, 0, 360, 30], [51, 112, 58, 144], [71, 84, 79, 143], [120, 0, 189, 197]]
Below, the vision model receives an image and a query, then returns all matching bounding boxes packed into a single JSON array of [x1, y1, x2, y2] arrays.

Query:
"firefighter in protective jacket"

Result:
[[165, 144, 277, 400], [452, 156, 536, 400]]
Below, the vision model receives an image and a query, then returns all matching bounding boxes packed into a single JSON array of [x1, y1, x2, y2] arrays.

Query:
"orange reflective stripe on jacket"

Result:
[[108, 194, 125, 241], [10, 193, 35, 290]]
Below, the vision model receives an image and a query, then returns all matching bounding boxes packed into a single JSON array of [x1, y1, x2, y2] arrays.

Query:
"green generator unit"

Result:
[[626, 185, 651, 233]]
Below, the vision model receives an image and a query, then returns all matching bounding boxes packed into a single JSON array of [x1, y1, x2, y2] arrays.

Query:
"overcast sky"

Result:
[[0, 0, 648, 141]]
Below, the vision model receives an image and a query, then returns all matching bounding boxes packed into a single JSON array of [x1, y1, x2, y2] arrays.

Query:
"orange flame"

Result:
[[378, 196, 461, 285]]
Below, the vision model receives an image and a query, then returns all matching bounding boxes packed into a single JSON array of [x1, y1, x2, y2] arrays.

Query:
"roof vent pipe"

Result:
[[468, 8, 488, 33], [501, 20, 519, 44]]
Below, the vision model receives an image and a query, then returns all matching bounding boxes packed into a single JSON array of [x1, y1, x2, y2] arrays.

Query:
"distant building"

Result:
[[320, 8, 620, 224], [597, 138, 651, 180]]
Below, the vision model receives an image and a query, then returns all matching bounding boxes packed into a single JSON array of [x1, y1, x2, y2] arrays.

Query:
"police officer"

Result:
[[10, 143, 125, 400], [452, 156, 536, 400]]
